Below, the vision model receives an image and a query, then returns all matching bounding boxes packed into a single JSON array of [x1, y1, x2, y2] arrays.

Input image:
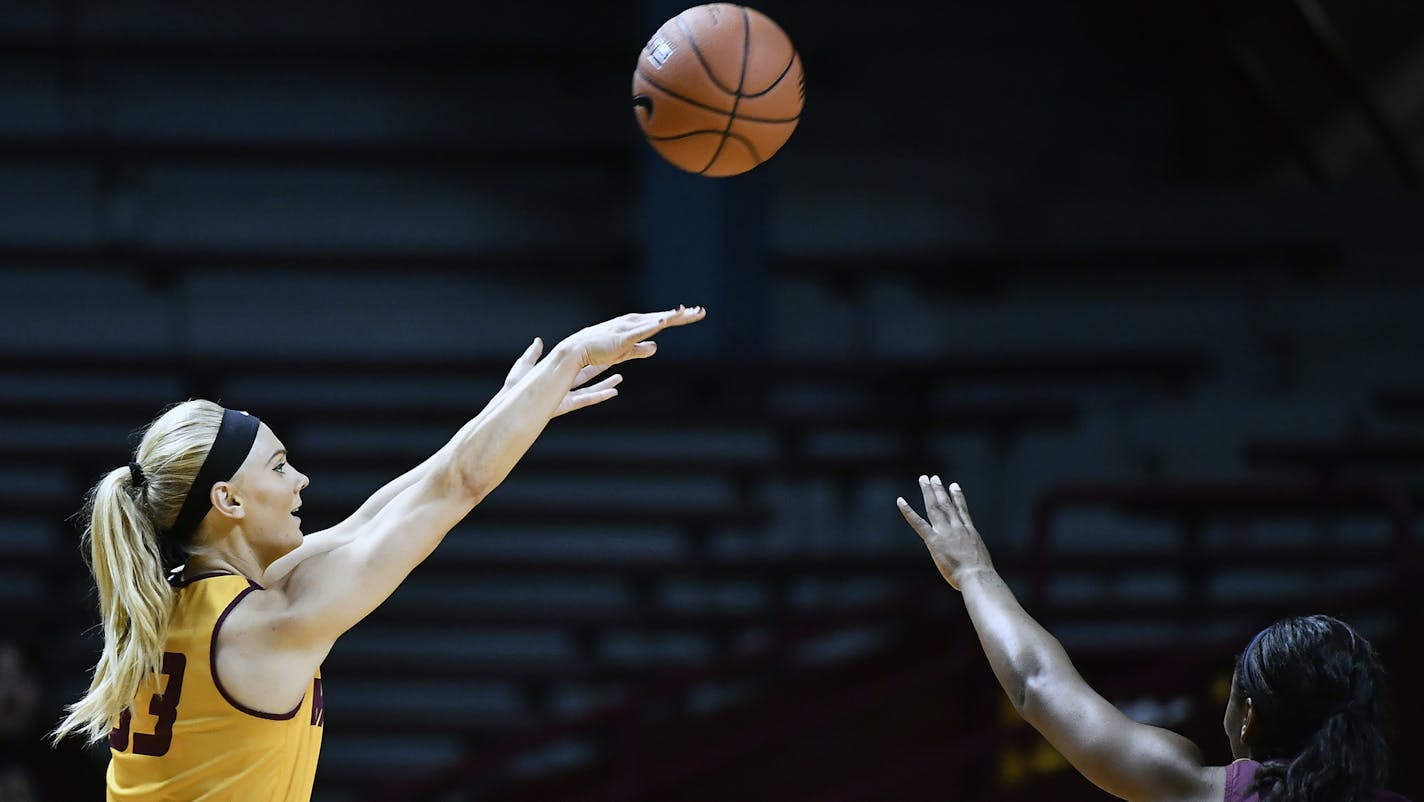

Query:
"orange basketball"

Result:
[[632, 4, 804, 177]]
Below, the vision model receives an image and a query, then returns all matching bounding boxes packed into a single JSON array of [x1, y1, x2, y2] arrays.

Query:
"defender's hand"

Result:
[[898, 476, 995, 591]]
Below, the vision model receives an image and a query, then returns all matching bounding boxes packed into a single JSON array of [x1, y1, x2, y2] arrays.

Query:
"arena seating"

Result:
[[3, 0, 1422, 799]]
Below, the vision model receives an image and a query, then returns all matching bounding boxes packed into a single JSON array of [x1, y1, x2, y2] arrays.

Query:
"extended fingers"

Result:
[[504, 337, 544, 386], [583, 374, 623, 394], [929, 476, 961, 526], [573, 363, 612, 388], [588, 340, 657, 370], [518, 337, 543, 368], [662, 305, 706, 326], [896, 496, 934, 541], [557, 390, 618, 416], [919, 475, 953, 530], [947, 481, 974, 528], [628, 305, 706, 339], [556, 375, 623, 416], [649, 305, 706, 328], [569, 386, 620, 407]]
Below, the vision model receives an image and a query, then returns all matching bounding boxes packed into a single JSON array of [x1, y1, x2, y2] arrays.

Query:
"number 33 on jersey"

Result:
[[107, 573, 324, 802]]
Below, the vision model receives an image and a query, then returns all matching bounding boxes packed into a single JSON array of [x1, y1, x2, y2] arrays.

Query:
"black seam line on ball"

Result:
[[635, 66, 734, 115], [635, 66, 801, 123], [742, 49, 799, 98], [730, 129, 764, 163], [646, 128, 726, 141], [698, 6, 753, 175], [676, 12, 740, 97], [647, 129, 764, 163]]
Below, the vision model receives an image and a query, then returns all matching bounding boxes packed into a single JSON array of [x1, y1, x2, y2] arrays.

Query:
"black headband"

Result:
[[165, 408, 262, 544]]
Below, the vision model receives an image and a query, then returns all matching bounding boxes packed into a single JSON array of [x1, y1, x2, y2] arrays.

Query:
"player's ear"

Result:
[[211, 482, 245, 521], [1240, 697, 1258, 747]]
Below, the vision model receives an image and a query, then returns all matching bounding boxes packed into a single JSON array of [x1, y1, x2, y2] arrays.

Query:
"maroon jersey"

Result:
[[1226, 759, 1411, 802]]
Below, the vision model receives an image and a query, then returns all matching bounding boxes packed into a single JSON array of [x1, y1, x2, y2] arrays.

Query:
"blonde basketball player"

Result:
[[51, 306, 705, 800]]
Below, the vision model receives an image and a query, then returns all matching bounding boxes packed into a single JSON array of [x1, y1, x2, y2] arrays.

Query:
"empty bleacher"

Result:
[[3, 0, 1423, 799]]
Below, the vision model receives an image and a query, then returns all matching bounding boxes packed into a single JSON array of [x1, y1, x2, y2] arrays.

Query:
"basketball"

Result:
[[632, 4, 805, 177]]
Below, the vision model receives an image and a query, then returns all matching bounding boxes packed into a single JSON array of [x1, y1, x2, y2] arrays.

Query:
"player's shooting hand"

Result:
[[560, 305, 706, 368], [898, 476, 995, 591], [502, 337, 625, 417]]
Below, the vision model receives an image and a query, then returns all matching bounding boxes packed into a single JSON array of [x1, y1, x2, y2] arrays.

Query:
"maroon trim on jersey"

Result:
[[171, 571, 238, 588], [1226, 760, 1412, 802], [210, 583, 303, 721], [1225, 759, 1256, 802]]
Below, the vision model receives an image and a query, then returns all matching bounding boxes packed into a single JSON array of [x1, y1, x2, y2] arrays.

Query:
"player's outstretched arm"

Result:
[[267, 306, 705, 651], [336, 338, 623, 524], [897, 476, 1218, 802], [260, 339, 622, 585], [339, 338, 621, 516]]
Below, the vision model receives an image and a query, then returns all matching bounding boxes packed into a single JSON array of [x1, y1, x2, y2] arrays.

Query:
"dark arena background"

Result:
[[2, 0, 1423, 800]]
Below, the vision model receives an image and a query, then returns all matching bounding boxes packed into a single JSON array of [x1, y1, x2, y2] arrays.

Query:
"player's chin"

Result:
[[281, 523, 305, 552]]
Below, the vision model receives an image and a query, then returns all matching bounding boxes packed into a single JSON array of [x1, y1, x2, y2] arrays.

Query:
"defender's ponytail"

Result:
[[1238, 615, 1389, 802], [1258, 702, 1388, 802]]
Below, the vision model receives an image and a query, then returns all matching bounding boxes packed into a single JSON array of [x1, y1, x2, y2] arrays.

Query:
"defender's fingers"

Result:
[[930, 476, 961, 526], [897, 497, 934, 540], [920, 475, 953, 529], [948, 482, 974, 526]]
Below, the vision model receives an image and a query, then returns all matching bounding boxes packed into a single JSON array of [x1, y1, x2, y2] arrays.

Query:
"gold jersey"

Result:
[[107, 573, 324, 801]]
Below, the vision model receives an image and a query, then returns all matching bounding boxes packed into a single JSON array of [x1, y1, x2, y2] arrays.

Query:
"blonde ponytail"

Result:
[[52, 400, 225, 744]]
